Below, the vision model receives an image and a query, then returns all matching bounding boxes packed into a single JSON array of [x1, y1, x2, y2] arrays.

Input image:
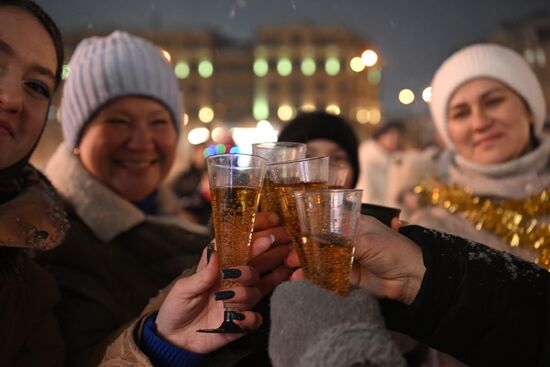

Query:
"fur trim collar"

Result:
[[45, 144, 209, 243]]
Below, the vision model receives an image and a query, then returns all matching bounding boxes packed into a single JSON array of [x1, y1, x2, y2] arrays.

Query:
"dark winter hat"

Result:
[[278, 112, 360, 186], [372, 118, 405, 140]]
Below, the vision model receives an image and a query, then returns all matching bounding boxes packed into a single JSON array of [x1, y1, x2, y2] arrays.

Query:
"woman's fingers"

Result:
[[289, 267, 305, 281], [285, 248, 301, 268], [221, 265, 260, 287], [173, 252, 219, 298], [251, 225, 291, 248], [232, 311, 263, 332], [214, 286, 262, 310], [253, 211, 280, 231], [248, 244, 290, 274], [257, 265, 294, 296]]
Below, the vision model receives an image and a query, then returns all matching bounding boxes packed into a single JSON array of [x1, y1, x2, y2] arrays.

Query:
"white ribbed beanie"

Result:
[[61, 31, 182, 149], [430, 43, 546, 149]]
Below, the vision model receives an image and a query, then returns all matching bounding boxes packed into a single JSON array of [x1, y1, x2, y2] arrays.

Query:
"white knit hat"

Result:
[[430, 43, 546, 149], [61, 31, 182, 149]]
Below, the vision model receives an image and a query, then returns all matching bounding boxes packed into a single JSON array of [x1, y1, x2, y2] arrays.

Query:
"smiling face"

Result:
[[447, 78, 534, 165], [77, 97, 178, 201], [0, 6, 57, 169]]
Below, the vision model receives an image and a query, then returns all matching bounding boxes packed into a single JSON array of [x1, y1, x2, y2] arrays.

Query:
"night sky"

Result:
[[39, 0, 550, 118]]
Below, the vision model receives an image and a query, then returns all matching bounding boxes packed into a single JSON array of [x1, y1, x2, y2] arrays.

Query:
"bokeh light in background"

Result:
[[175, 61, 190, 79], [356, 108, 370, 124], [422, 87, 432, 103], [325, 57, 340, 76], [301, 103, 316, 112], [187, 127, 210, 145], [325, 104, 341, 115], [198, 60, 213, 78], [61, 64, 70, 80], [398, 88, 415, 105], [277, 104, 295, 121], [349, 56, 365, 72], [367, 69, 381, 85], [160, 49, 171, 63], [253, 58, 269, 77], [361, 49, 378, 66], [198, 106, 214, 123], [253, 95, 269, 120], [301, 57, 316, 76], [370, 108, 381, 124], [277, 58, 292, 76]]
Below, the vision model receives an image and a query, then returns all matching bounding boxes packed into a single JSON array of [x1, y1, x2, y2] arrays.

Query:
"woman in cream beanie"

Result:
[[409, 43, 549, 365]]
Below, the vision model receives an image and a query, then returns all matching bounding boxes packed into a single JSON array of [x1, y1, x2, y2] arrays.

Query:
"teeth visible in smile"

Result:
[[120, 161, 154, 168]]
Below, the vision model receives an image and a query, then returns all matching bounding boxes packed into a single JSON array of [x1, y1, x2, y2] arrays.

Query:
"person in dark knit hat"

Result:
[[278, 111, 360, 188]]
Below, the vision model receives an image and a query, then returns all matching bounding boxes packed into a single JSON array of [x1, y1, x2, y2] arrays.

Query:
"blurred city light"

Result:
[[350, 56, 365, 72], [253, 95, 269, 120], [301, 103, 316, 112], [301, 57, 316, 76], [188, 127, 210, 145], [277, 58, 292, 76], [367, 69, 381, 85], [325, 104, 341, 115], [325, 57, 340, 76], [198, 60, 213, 78], [182, 113, 189, 126], [361, 49, 378, 67], [356, 108, 370, 124], [256, 120, 274, 131], [277, 104, 295, 121], [160, 49, 171, 63], [211, 127, 227, 142], [254, 58, 269, 77], [398, 89, 415, 105], [422, 87, 432, 103], [198, 106, 214, 123], [175, 61, 190, 79], [369, 108, 381, 124]]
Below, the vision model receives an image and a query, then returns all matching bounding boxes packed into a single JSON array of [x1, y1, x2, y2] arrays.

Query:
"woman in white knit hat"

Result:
[[408, 43, 549, 366], [37, 31, 292, 366]]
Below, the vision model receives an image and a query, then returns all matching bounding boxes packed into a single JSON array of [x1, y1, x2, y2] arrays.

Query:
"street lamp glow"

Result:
[[301, 103, 316, 112], [301, 57, 316, 76], [369, 108, 381, 124], [183, 113, 189, 126], [198, 60, 213, 78], [350, 57, 365, 72], [254, 58, 269, 77], [422, 87, 432, 103], [277, 104, 295, 121], [160, 49, 171, 63], [398, 89, 415, 105], [356, 109, 370, 124], [198, 106, 214, 123], [277, 58, 292, 77], [325, 104, 341, 115], [325, 57, 340, 76], [361, 50, 378, 67], [175, 62, 190, 79], [187, 127, 210, 145], [253, 95, 269, 121]]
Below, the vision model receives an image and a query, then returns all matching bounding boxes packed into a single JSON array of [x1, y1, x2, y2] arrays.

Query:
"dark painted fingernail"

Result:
[[35, 230, 49, 239], [229, 311, 245, 321], [214, 290, 235, 301], [222, 268, 241, 279], [207, 241, 215, 263]]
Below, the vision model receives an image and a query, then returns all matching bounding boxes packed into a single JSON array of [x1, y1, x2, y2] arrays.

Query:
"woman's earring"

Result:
[[73, 147, 80, 156]]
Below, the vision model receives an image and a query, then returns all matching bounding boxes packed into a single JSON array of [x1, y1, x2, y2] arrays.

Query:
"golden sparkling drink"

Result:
[[277, 181, 328, 277], [260, 179, 285, 224], [211, 186, 261, 287], [301, 232, 355, 296]]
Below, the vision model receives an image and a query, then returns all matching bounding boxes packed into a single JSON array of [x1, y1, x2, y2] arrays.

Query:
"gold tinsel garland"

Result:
[[414, 179, 550, 270]]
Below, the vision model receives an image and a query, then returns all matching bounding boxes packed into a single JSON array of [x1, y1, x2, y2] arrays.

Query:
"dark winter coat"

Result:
[[38, 145, 212, 366], [383, 225, 550, 367]]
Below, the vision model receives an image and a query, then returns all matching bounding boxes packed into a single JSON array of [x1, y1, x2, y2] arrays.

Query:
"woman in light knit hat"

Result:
[[406, 43, 549, 366], [37, 31, 292, 366]]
